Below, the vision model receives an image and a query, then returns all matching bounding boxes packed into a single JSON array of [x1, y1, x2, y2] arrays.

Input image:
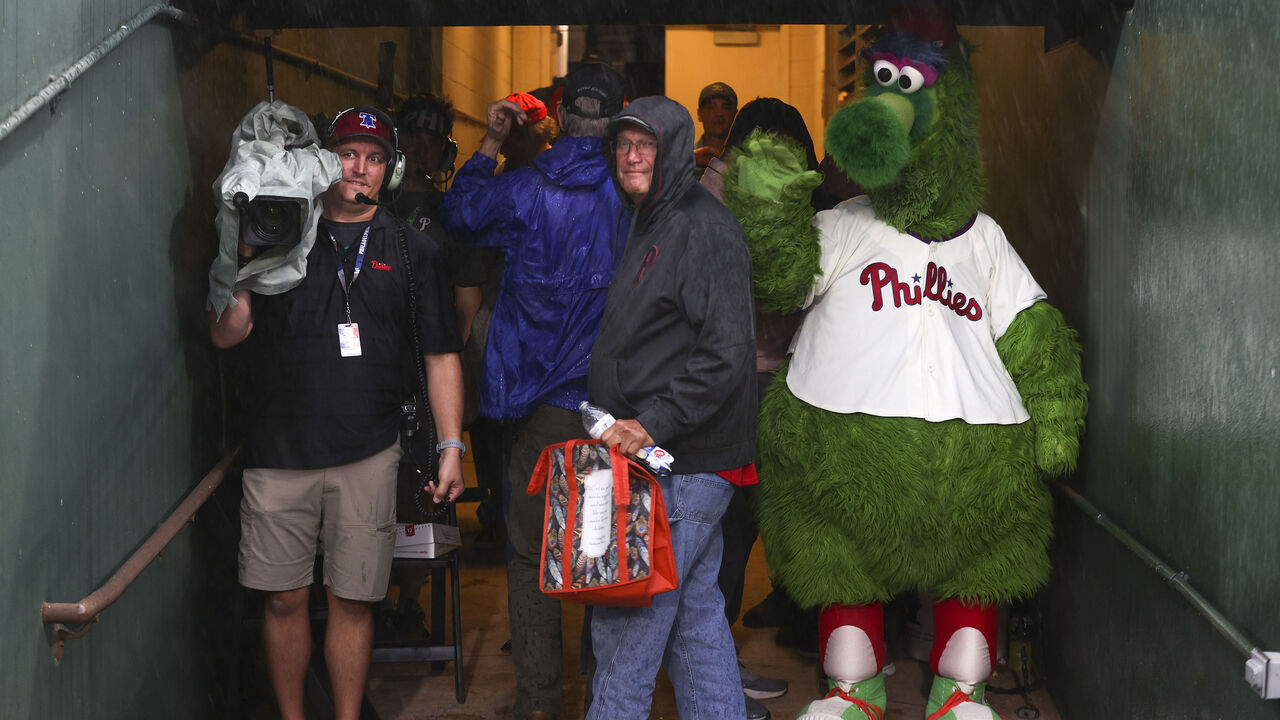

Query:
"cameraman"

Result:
[[209, 106, 464, 720]]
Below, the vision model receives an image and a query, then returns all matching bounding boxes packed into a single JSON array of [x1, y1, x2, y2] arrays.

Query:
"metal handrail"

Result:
[[1054, 479, 1278, 698], [0, 4, 189, 144], [41, 446, 240, 662], [0, 2, 487, 145]]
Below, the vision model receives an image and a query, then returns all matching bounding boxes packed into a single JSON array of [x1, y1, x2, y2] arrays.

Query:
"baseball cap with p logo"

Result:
[[325, 106, 403, 191]]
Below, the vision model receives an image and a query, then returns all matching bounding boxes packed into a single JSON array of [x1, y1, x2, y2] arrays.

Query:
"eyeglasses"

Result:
[[614, 138, 658, 157]]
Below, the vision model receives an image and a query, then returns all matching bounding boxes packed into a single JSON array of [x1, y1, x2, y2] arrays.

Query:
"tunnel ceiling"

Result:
[[190, 0, 1133, 40]]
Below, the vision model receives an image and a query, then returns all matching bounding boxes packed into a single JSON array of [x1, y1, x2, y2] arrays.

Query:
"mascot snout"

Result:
[[825, 95, 913, 190]]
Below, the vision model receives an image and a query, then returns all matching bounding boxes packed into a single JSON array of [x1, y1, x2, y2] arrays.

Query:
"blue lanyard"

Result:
[[331, 225, 371, 324]]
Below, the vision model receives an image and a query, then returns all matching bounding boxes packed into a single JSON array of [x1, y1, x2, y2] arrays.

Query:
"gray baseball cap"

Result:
[[698, 82, 738, 108]]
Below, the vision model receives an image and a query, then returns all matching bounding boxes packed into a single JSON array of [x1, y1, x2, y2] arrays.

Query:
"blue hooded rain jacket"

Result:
[[441, 136, 625, 420]]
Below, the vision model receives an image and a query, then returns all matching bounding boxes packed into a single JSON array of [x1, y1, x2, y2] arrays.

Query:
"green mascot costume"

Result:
[[721, 5, 1088, 719]]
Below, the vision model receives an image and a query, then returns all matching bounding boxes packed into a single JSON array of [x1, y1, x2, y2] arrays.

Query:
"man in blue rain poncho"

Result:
[[440, 63, 626, 720]]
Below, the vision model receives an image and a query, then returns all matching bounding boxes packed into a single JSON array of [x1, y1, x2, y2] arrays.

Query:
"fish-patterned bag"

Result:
[[526, 439, 676, 606]]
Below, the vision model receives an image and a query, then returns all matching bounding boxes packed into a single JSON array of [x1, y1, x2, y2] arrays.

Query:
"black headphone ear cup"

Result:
[[440, 138, 458, 174]]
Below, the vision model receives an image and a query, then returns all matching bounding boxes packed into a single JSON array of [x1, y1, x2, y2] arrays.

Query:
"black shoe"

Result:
[[742, 588, 798, 628], [741, 662, 788, 699], [744, 694, 771, 720], [374, 603, 430, 644]]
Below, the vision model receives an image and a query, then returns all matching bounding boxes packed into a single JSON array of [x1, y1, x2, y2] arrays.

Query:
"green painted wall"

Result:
[[1047, 1, 1280, 717], [0, 3, 224, 718], [1, 5, 436, 716]]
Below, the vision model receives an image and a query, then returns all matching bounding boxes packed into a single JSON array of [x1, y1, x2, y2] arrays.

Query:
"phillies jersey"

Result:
[[786, 195, 1045, 425]]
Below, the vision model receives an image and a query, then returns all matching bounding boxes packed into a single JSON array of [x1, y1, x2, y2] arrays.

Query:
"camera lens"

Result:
[[238, 195, 303, 248], [246, 199, 298, 243]]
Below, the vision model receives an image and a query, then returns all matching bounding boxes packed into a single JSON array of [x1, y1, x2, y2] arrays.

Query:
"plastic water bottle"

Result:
[[579, 401, 674, 475], [580, 401, 617, 440]]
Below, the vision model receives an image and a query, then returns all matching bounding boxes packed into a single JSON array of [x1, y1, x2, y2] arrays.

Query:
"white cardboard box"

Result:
[[393, 522, 462, 558]]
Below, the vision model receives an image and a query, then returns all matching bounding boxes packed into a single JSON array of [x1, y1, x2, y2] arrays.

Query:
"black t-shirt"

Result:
[[326, 219, 369, 280], [392, 189, 491, 289], [240, 207, 462, 469]]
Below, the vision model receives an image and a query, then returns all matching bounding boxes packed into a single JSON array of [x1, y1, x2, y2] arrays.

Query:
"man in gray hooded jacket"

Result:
[[586, 95, 756, 720]]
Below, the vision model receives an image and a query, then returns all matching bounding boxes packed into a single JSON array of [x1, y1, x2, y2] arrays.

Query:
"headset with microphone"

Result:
[[396, 94, 459, 186], [325, 105, 406, 193]]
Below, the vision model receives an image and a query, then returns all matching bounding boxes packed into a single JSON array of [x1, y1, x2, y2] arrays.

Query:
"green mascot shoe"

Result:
[[925, 676, 1003, 720], [797, 673, 886, 720]]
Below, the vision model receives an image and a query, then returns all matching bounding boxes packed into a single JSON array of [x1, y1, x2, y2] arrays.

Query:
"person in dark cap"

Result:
[[380, 93, 501, 639], [585, 93, 757, 720], [694, 81, 739, 176], [396, 93, 459, 191], [440, 62, 627, 720]]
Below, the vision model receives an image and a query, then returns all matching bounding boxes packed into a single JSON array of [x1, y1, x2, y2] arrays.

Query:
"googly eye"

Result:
[[873, 59, 900, 88], [898, 66, 926, 94]]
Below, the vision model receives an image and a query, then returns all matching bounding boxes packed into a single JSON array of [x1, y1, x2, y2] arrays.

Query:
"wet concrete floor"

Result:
[[361, 499, 1061, 720]]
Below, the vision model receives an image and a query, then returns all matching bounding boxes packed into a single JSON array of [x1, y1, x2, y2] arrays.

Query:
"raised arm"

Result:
[[720, 130, 825, 312], [438, 98, 529, 247], [209, 238, 259, 348]]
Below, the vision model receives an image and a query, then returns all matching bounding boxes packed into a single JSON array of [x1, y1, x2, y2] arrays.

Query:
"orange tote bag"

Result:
[[526, 439, 677, 606]]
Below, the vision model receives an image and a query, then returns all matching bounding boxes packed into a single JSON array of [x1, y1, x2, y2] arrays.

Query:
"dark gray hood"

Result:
[[604, 96, 698, 221]]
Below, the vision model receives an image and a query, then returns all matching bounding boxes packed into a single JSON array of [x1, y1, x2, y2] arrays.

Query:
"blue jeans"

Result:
[[587, 472, 744, 720]]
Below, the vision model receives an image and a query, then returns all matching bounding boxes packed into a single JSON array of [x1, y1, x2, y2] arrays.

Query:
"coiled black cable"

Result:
[[395, 222, 442, 520]]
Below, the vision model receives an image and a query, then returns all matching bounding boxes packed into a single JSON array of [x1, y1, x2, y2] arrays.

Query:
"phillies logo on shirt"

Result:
[[632, 245, 659, 285], [860, 261, 983, 321], [370, 260, 391, 271]]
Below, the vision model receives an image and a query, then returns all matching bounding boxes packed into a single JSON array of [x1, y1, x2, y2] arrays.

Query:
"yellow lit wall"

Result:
[[665, 25, 827, 159], [442, 26, 558, 157], [512, 26, 557, 100]]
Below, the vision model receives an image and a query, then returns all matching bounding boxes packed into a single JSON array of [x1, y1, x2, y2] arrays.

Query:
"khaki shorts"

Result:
[[238, 442, 401, 602]]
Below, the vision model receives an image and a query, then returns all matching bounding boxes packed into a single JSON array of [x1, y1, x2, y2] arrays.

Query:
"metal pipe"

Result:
[[42, 447, 240, 660], [1053, 480, 1255, 657], [215, 28, 488, 128], [0, 1, 484, 144], [0, 3, 190, 145], [224, 30, 403, 104]]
